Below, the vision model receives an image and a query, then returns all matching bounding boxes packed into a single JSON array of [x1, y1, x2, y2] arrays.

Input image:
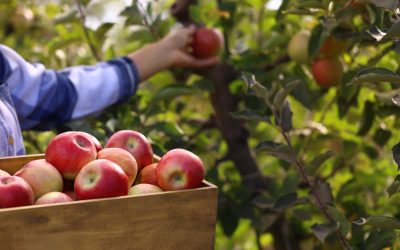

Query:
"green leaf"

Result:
[[146, 122, 184, 137], [367, 22, 400, 42], [230, 110, 270, 123], [53, 9, 78, 25], [273, 192, 308, 210], [256, 141, 294, 162], [327, 206, 350, 237], [311, 223, 338, 243], [306, 151, 336, 176], [353, 216, 400, 230], [148, 85, 196, 106], [365, 229, 397, 250], [219, 207, 239, 236], [273, 80, 300, 110], [349, 67, 400, 85], [242, 72, 274, 103], [296, 1, 325, 9], [387, 175, 400, 197], [370, 0, 398, 10], [313, 181, 334, 206], [278, 101, 293, 132], [357, 101, 375, 136], [282, 9, 313, 15], [373, 128, 391, 147], [392, 143, 400, 171], [308, 24, 328, 59]]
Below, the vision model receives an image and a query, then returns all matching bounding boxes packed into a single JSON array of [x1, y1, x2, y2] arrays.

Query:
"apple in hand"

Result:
[[97, 147, 138, 187], [138, 163, 159, 186], [0, 176, 34, 208], [35, 191, 73, 205], [0, 169, 10, 177], [191, 27, 223, 59], [156, 148, 205, 191], [45, 131, 97, 180], [15, 159, 63, 200], [128, 183, 162, 196], [74, 159, 130, 200], [311, 57, 343, 88], [105, 130, 153, 171]]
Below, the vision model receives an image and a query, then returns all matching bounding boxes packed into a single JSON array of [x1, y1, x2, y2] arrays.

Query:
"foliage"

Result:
[[3, 0, 400, 248]]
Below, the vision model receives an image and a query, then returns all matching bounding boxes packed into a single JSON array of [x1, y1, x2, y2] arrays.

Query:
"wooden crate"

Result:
[[0, 154, 218, 250]]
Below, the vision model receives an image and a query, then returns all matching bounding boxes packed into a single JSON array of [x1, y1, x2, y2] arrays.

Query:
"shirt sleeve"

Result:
[[0, 45, 140, 130]]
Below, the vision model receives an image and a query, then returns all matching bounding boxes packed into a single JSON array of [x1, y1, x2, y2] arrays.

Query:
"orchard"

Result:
[[2, 0, 400, 249]]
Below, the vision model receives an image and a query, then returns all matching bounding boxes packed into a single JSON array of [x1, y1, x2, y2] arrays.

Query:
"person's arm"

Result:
[[0, 44, 138, 130], [1, 25, 218, 130]]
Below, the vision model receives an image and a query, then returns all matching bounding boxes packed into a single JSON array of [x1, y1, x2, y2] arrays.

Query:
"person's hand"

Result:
[[129, 25, 220, 81], [160, 25, 219, 68]]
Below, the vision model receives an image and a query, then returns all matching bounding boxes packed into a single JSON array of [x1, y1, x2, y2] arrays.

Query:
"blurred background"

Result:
[[2, 0, 400, 249]]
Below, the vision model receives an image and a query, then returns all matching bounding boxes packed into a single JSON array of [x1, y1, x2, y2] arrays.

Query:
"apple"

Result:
[[74, 159, 130, 200], [287, 30, 311, 64], [35, 191, 73, 205], [191, 27, 223, 59], [14, 159, 63, 200], [105, 130, 153, 171], [97, 147, 138, 187], [0, 176, 34, 208], [156, 148, 205, 191], [10, 6, 34, 34], [138, 163, 159, 186], [0, 169, 10, 177], [45, 131, 97, 180], [319, 35, 349, 58], [128, 183, 162, 196], [311, 57, 343, 88]]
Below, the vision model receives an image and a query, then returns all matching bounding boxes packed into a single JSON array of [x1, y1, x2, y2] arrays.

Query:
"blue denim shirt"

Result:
[[0, 45, 139, 157]]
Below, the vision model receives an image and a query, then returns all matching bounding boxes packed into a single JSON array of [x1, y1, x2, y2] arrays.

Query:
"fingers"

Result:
[[180, 53, 219, 68]]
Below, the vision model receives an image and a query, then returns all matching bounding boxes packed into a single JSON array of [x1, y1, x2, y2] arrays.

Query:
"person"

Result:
[[0, 25, 218, 157]]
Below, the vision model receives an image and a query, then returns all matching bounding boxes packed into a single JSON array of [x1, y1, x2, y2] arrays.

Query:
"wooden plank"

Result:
[[0, 184, 218, 250], [0, 154, 44, 174]]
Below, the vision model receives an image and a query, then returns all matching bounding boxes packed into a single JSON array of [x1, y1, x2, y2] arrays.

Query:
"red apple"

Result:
[[138, 163, 159, 186], [0, 169, 10, 177], [319, 35, 349, 58], [311, 58, 343, 88], [97, 147, 138, 187], [35, 191, 73, 205], [191, 27, 223, 59], [128, 183, 162, 196], [105, 130, 153, 171], [0, 176, 34, 208], [156, 148, 205, 191], [15, 159, 63, 200], [74, 159, 130, 200], [45, 131, 97, 180]]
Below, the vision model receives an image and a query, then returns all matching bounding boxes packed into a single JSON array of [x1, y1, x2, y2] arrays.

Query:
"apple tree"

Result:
[[3, 0, 400, 249]]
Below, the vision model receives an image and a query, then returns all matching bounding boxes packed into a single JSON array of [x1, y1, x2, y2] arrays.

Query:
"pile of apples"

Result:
[[0, 130, 206, 209]]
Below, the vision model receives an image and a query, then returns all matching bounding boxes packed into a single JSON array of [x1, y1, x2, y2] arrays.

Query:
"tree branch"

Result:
[[74, 0, 101, 62]]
